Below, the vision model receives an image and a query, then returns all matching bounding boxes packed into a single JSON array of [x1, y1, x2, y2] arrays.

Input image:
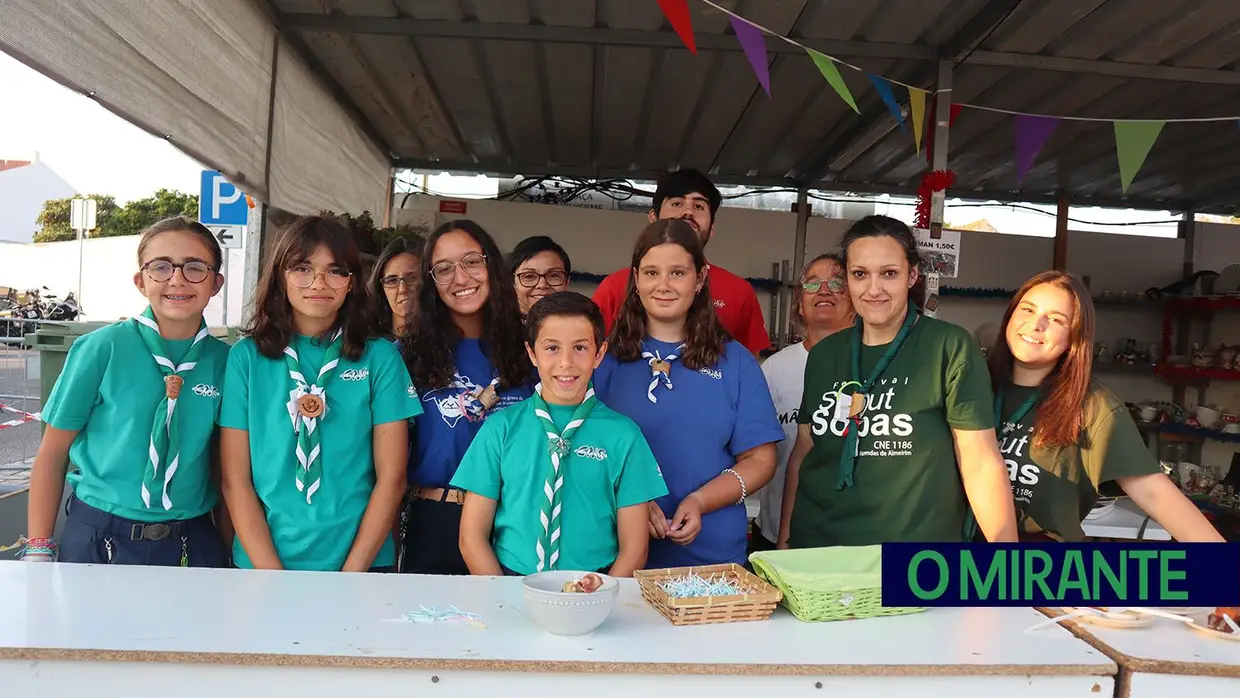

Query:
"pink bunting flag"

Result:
[[1014, 115, 1060, 182], [729, 15, 770, 96]]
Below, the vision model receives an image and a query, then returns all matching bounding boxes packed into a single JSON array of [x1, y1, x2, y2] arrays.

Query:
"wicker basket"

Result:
[[634, 563, 782, 626], [749, 546, 926, 623]]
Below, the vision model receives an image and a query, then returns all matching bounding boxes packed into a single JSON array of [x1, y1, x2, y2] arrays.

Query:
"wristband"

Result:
[[722, 468, 747, 504], [20, 537, 58, 560]]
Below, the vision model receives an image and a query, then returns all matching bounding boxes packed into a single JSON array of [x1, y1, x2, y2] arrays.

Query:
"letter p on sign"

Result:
[[199, 170, 249, 226]]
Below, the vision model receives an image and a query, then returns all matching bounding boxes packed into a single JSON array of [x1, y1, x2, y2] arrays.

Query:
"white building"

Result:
[[0, 153, 77, 243]]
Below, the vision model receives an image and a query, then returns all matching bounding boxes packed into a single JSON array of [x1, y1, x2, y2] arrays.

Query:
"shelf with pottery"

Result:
[[1036, 607, 1240, 698], [0, 562, 1117, 697]]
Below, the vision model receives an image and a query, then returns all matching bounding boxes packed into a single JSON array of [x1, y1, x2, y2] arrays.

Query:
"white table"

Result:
[[1040, 608, 1240, 698], [1083, 498, 1170, 541], [0, 562, 1116, 697]]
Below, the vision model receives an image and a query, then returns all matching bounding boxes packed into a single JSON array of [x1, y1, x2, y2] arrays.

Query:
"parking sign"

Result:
[[199, 170, 249, 226]]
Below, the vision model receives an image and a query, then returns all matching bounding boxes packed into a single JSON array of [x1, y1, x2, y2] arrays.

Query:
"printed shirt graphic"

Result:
[[592, 338, 784, 567], [450, 398, 668, 575], [757, 341, 809, 544], [218, 336, 422, 571], [997, 381, 1160, 541], [409, 338, 533, 487], [42, 320, 229, 522], [591, 265, 771, 354], [793, 316, 994, 546]]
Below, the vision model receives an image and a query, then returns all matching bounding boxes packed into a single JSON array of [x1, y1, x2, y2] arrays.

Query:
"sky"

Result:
[[0, 51, 202, 204]]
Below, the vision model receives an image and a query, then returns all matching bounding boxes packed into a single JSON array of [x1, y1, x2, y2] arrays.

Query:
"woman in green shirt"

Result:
[[987, 270, 1225, 543], [778, 215, 1018, 547], [218, 216, 423, 572]]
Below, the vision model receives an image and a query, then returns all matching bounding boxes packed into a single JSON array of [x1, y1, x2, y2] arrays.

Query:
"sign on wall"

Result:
[[913, 227, 961, 279]]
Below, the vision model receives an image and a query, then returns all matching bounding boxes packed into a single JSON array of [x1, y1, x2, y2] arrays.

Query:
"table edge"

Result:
[[0, 646, 1117, 677], [1035, 608, 1240, 680]]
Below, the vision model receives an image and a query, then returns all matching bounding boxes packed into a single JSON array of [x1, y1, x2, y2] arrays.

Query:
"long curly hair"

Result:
[[400, 219, 532, 390], [244, 215, 371, 362], [608, 218, 728, 369]]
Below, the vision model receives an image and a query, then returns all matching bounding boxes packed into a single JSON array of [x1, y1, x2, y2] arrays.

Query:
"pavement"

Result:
[[0, 345, 40, 489]]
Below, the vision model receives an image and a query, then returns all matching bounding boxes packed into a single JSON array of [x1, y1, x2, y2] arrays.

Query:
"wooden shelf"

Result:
[[1094, 362, 1156, 375], [1154, 363, 1240, 382]]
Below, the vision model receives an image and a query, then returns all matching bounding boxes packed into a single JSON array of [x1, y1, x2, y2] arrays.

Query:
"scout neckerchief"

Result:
[[531, 382, 596, 572], [963, 386, 1041, 540], [836, 308, 918, 491], [640, 343, 682, 403], [283, 330, 343, 504], [134, 307, 210, 510]]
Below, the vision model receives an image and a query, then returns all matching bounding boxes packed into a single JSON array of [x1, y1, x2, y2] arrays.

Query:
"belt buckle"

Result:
[[132, 523, 170, 541]]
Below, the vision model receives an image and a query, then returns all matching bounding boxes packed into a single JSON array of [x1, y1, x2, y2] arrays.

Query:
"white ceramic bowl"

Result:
[[522, 571, 619, 636], [1197, 405, 1222, 429]]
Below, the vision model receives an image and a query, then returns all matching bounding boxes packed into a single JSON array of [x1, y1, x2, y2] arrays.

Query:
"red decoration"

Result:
[[657, 0, 697, 54], [914, 170, 956, 230]]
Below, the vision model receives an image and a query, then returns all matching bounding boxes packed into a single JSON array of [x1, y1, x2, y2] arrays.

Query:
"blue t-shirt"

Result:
[[593, 338, 784, 567], [408, 338, 533, 487]]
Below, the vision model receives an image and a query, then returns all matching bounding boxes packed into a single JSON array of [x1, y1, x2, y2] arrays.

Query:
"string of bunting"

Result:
[[656, 0, 1234, 194]]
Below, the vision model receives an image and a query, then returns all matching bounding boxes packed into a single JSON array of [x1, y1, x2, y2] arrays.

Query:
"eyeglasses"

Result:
[[381, 272, 419, 289], [142, 260, 214, 284], [515, 269, 568, 288], [286, 264, 352, 289], [802, 277, 845, 294], [430, 252, 487, 286]]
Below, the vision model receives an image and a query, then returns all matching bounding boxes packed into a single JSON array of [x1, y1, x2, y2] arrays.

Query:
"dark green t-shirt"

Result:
[[997, 380, 1159, 541], [792, 315, 995, 546]]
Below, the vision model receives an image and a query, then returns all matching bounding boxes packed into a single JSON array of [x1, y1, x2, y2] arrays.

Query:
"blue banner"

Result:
[[880, 542, 1240, 607]]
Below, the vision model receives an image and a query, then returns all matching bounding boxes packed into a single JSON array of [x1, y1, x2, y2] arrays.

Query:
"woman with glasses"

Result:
[[398, 219, 533, 575], [369, 235, 424, 341], [25, 217, 232, 566], [752, 253, 855, 551], [507, 236, 571, 317], [218, 216, 422, 572]]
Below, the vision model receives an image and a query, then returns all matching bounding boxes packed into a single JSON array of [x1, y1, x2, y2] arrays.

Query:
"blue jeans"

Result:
[[58, 496, 228, 568]]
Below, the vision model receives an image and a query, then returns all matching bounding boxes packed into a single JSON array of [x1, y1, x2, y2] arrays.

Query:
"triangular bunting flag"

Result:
[[807, 50, 858, 113], [1114, 120, 1166, 194], [909, 88, 927, 153], [867, 73, 904, 131], [657, 0, 696, 54], [924, 98, 963, 163], [729, 16, 770, 96], [1014, 115, 1060, 182]]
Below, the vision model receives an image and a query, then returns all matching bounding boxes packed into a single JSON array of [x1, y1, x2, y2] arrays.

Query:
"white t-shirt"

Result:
[[757, 341, 809, 543]]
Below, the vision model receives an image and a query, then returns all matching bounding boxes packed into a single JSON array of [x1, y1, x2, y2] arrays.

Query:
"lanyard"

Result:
[[836, 308, 918, 490], [994, 389, 1039, 437]]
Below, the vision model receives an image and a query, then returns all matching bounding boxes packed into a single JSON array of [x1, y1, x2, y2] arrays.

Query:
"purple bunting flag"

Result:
[[1014, 114, 1060, 182], [729, 15, 770, 96]]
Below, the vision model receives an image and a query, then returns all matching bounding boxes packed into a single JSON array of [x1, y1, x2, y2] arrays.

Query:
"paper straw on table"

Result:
[[1024, 607, 1096, 633]]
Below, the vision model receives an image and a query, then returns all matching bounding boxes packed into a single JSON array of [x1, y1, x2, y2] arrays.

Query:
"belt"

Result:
[[67, 496, 202, 541], [410, 486, 465, 505]]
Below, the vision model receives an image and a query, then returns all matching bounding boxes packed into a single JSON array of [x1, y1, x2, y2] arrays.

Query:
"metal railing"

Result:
[[0, 318, 41, 490]]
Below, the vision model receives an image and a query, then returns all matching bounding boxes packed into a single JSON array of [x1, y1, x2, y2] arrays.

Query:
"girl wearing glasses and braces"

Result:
[[25, 217, 232, 566], [507, 236, 572, 317], [752, 253, 855, 552], [369, 236, 425, 342], [398, 220, 533, 575], [218, 216, 422, 572]]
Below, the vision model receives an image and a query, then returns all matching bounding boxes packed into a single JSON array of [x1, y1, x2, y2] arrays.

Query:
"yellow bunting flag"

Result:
[[909, 87, 927, 154], [1114, 120, 1166, 194], [806, 49, 859, 113]]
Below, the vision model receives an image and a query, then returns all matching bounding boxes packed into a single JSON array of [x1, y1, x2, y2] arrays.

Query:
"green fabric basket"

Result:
[[749, 545, 927, 622]]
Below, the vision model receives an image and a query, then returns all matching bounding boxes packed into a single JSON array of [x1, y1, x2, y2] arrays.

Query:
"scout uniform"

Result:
[[218, 334, 422, 571], [791, 312, 995, 547], [592, 339, 784, 568], [450, 383, 669, 575], [44, 308, 230, 566]]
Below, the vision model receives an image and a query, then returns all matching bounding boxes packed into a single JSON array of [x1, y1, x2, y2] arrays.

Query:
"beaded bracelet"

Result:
[[21, 537, 57, 560], [722, 468, 747, 505]]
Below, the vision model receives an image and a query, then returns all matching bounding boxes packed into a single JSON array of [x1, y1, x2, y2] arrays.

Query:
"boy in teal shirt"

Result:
[[452, 292, 667, 576]]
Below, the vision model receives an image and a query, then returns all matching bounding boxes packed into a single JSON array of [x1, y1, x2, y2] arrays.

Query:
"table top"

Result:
[[1038, 607, 1240, 679], [1082, 498, 1170, 541], [0, 562, 1115, 676]]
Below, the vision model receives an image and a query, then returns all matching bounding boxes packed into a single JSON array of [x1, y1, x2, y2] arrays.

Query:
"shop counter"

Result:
[[0, 563, 1117, 697]]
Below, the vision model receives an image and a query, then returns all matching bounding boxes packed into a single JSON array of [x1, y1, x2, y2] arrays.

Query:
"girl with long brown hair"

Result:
[[987, 270, 1224, 542], [218, 216, 421, 572], [591, 218, 782, 568]]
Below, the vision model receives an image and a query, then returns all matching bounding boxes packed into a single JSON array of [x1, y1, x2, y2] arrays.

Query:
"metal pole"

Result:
[[790, 186, 810, 346], [77, 225, 84, 311], [221, 248, 230, 327], [924, 60, 953, 319]]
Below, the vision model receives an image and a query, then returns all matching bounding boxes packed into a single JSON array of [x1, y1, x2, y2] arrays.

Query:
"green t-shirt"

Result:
[[449, 397, 669, 575], [218, 335, 423, 571], [998, 380, 1160, 541], [792, 315, 995, 546], [42, 320, 228, 522]]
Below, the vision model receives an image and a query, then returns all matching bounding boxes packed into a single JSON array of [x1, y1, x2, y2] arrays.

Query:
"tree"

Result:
[[32, 189, 198, 243]]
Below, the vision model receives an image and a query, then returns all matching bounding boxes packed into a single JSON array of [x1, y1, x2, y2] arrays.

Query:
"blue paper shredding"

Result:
[[657, 574, 744, 598]]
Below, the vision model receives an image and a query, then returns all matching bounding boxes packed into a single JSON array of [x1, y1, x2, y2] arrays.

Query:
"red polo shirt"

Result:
[[590, 264, 771, 355]]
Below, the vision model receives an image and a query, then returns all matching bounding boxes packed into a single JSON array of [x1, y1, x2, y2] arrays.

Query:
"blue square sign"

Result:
[[199, 170, 249, 226]]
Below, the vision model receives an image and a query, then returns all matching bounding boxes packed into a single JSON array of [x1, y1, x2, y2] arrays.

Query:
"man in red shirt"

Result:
[[592, 169, 771, 358]]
